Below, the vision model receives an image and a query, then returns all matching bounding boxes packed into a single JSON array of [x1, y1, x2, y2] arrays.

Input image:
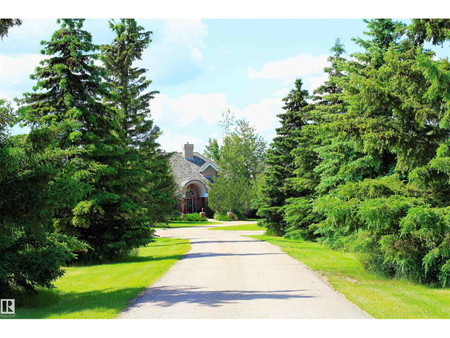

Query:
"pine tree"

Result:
[[256, 79, 309, 235], [311, 19, 450, 285], [408, 19, 450, 46], [283, 40, 348, 239], [1, 99, 86, 292], [101, 19, 177, 226], [19, 19, 153, 261]]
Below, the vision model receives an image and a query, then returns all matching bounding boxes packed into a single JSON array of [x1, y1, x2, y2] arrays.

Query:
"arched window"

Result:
[[185, 189, 196, 197]]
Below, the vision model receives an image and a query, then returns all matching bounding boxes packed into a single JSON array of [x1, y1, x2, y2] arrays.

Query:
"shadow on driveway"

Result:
[[124, 285, 314, 309]]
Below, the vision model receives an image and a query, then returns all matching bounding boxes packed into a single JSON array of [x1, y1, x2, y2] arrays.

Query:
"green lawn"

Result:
[[210, 223, 264, 231], [153, 221, 221, 228], [12, 237, 190, 319], [251, 235, 450, 319]]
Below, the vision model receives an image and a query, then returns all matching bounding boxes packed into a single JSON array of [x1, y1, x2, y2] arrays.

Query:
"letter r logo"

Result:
[[1, 299, 15, 314]]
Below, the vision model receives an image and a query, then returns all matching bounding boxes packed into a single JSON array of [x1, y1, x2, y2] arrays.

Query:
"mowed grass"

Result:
[[12, 237, 190, 319], [209, 223, 264, 231], [251, 235, 450, 319], [153, 221, 221, 228]]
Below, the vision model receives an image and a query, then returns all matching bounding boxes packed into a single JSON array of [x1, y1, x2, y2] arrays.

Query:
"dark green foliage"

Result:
[[214, 212, 233, 222], [408, 19, 450, 46], [18, 19, 153, 261], [256, 79, 309, 235], [176, 213, 206, 221], [281, 40, 348, 238], [1, 99, 86, 292], [311, 19, 450, 286], [203, 200, 215, 218], [0, 19, 22, 39], [101, 19, 177, 227], [266, 19, 450, 286]]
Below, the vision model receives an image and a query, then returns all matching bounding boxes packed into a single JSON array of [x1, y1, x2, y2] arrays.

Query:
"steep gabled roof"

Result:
[[169, 152, 211, 188], [199, 162, 218, 173]]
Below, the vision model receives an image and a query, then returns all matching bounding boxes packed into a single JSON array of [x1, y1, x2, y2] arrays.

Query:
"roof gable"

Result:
[[199, 162, 218, 173]]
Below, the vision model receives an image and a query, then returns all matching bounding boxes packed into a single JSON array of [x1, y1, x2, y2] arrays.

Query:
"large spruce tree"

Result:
[[312, 19, 450, 285], [101, 19, 177, 225], [19, 19, 153, 261], [1, 98, 86, 292], [256, 79, 309, 235], [283, 39, 348, 239]]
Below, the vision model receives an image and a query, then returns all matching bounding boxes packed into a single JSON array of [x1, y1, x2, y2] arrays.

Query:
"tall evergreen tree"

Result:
[[312, 19, 450, 285], [1, 99, 86, 292], [283, 40, 348, 239], [256, 79, 309, 235], [101, 19, 177, 225], [19, 19, 153, 261]]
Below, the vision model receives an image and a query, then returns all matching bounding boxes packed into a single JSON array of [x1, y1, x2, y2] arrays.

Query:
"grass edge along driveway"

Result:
[[12, 237, 191, 319], [209, 223, 262, 231], [153, 221, 221, 228], [250, 235, 450, 319]]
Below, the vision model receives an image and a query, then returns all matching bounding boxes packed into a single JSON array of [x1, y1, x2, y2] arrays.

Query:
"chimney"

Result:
[[183, 142, 194, 159]]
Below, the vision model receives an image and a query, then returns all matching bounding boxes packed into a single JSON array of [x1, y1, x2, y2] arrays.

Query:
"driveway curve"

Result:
[[118, 221, 371, 319]]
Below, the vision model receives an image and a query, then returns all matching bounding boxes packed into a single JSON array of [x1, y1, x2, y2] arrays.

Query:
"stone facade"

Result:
[[169, 143, 218, 214]]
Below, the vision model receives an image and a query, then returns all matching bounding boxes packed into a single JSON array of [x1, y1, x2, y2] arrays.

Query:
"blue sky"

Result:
[[1, 18, 448, 153]]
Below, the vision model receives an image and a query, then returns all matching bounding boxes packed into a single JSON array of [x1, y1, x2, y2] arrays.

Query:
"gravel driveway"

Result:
[[118, 221, 372, 319]]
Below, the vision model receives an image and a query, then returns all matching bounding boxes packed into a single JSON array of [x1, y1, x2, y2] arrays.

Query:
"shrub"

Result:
[[176, 213, 207, 222], [313, 175, 450, 285], [214, 212, 232, 221]]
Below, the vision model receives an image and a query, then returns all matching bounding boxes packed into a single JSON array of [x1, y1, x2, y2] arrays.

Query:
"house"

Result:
[[169, 143, 218, 214]]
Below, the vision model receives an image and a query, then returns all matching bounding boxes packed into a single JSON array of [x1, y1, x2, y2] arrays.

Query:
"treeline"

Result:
[[0, 19, 176, 293], [256, 19, 450, 286]]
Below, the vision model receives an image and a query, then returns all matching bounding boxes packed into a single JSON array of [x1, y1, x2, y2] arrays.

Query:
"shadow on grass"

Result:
[[70, 254, 186, 267], [14, 287, 144, 319]]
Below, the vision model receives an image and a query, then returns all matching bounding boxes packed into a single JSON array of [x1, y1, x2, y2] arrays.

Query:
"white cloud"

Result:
[[272, 88, 290, 98], [161, 19, 207, 64], [0, 53, 46, 99], [5, 19, 58, 41], [234, 97, 282, 133], [308, 73, 329, 94], [152, 92, 228, 126], [158, 130, 205, 152], [248, 53, 329, 83], [191, 48, 203, 60], [141, 19, 208, 85], [151, 91, 283, 135], [162, 19, 207, 50], [0, 54, 45, 85]]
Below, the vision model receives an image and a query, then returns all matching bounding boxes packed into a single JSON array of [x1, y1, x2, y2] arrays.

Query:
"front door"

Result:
[[185, 198, 194, 213]]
